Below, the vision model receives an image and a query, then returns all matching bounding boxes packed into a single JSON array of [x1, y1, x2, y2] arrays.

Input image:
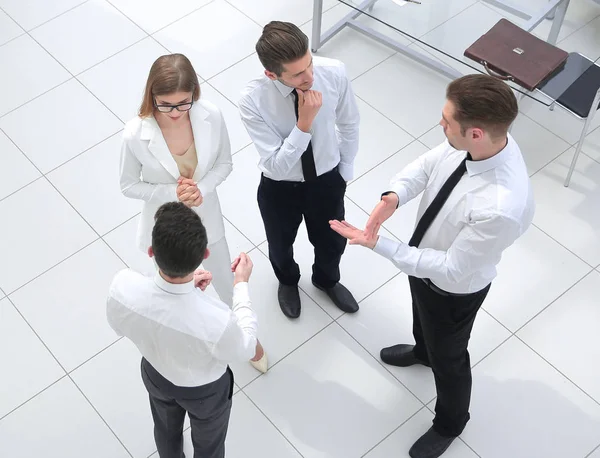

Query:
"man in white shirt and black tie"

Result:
[[107, 202, 261, 458], [331, 74, 535, 458], [239, 21, 360, 319]]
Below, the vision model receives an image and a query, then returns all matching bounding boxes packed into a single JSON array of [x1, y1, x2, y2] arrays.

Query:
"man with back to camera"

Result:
[[106, 202, 261, 458], [239, 21, 361, 319], [330, 74, 535, 458]]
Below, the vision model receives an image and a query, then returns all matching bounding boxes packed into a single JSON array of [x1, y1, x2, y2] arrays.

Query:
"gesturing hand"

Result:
[[177, 177, 203, 207], [329, 220, 378, 249], [194, 269, 213, 291], [232, 252, 253, 284], [364, 193, 398, 240]]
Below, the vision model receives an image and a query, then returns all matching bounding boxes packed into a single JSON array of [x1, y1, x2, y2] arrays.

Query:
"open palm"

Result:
[[329, 220, 377, 249]]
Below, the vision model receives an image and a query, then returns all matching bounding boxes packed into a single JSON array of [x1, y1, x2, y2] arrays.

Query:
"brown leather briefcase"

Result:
[[464, 18, 568, 91]]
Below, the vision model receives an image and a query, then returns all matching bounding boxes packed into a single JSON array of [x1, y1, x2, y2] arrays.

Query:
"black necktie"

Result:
[[292, 89, 317, 181], [408, 153, 471, 248]]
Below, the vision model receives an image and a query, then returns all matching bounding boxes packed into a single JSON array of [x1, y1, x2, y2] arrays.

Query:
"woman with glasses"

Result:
[[119, 53, 267, 373]]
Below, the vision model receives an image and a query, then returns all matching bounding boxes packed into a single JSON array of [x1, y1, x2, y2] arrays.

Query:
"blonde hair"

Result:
[[139, 54, 201, 118]]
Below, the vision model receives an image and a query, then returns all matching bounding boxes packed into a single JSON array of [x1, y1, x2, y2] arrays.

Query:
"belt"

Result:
[[421, 278, 472, 297]]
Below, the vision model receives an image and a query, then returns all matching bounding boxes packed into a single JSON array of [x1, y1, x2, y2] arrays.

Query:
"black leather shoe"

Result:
[[409, 427, 455, 458], [278, 283, 301, 318], [313, 281, 359, 313], [380, 344, 430, 367]]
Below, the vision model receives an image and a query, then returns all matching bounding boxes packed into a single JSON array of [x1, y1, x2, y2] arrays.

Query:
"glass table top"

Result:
[[320, 0, 599, 108]]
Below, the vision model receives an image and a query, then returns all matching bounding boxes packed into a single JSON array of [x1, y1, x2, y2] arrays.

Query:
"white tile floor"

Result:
[[0, 0, 599, 457]]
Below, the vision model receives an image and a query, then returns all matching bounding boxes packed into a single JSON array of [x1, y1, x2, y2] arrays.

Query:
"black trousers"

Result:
[[409, 276, 491, 437], [141, 359, 234, 458], [257, 167, 347, 288]]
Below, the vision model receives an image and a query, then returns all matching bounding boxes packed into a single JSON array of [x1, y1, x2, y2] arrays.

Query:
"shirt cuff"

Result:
[[288, 125, 312, 152], [373, 235, 401, 259], [381, 191, 399, 208], [232, 282, 250, 305], [390, 185, 409, 208], [337, 162, 353, 181]]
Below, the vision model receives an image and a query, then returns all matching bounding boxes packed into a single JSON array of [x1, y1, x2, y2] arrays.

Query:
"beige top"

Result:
[[171, 142, 198, 179]]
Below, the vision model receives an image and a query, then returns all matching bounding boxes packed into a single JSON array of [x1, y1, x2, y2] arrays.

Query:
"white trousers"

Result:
[[201, 237, 234, 307]]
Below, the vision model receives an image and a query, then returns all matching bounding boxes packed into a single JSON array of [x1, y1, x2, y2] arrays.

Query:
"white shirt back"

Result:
[[107, 270, 257, 387]]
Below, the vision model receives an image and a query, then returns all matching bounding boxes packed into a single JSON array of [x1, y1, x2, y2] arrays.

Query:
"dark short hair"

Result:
[[446, 74, 518, 139], [152, 202, 207, 278], [256, 21, 309, 76]]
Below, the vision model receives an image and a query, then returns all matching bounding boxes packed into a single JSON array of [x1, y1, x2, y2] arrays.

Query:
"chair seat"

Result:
[[539, 53, 600, 118]]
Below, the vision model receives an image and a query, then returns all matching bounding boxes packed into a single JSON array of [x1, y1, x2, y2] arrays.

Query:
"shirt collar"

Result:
[[273, 79, 295, 98], [465, 134, 514, 177], [154, 272, 195, 295]]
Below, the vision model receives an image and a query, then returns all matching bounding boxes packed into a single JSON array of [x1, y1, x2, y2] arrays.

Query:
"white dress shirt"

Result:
[[239, 56, 360, 182], [374, 134, 535, 294], [107, 269, 258, 387]]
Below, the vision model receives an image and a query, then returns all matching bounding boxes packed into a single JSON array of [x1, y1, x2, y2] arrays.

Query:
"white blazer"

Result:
[[119, 100, 232, 252]]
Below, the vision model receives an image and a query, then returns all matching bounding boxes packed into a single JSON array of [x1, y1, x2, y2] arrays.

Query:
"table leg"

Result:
[[312, 0, 324, 52], [547, 0, 570, 45], [564, 87, 600, 187]]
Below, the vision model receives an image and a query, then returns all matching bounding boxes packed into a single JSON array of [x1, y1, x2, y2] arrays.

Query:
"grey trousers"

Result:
[[141, 358, 234, 458]]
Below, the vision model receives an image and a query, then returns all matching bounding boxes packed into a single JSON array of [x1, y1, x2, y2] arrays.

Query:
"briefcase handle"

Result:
[[482, 61, 514, 82]]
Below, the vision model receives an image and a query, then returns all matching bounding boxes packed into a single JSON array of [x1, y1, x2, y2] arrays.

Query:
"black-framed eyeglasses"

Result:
[[153, 99, 194, 113]]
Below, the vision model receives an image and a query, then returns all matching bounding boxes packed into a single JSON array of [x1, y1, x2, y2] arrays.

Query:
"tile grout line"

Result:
[[2, 0, 91, 34], [1, 120, 119, 291], [343, 139, 422, 193], [582, 150, 600, 167], [469, 334, 513, 373], [0, 374, 68, 422], [42, 128, 124, 176], [2, 3, 600, 455], [237, 324, 350, 458], [0, 122, 45, 202], [238, 309, 334, 387], [101, 211, 140, 238], [249, 243, 344, 320], [585, 442, 600, 458], [1, 297, 134, 457], [358, 406, 427, 458], [337, 314, 483, 457], [515, 333, 600, 409], [0, 78, 72, 120], [222, 215, 261, 251], [8, 11, 129, 130], [240, 321, 338, 391], [335, 316, 432, 406], [235, 392, 307, 458], [512, 269, 594, 335], [67, 372, 135, 458], [105, 0, 210, 37], [66, 337, 125, 376], [529, 222, 594, 269], [0, 31, 27, 48], [3, 237, 100, 297], [222, 0, 264, 29], [526, 140, 578, 179], [74, 34, 151, 78]]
